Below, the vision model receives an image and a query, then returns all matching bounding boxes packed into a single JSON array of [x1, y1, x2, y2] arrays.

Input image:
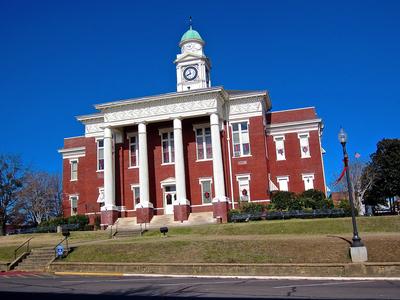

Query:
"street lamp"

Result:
[[338, 128, 364, 247]]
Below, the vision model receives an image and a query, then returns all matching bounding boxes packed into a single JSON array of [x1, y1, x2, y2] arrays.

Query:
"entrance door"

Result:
[[163, 185, 176, 214]]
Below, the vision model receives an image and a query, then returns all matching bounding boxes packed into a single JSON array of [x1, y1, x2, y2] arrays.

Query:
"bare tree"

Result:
[[331, 158, 375, 214], [18, 172, 63, 226], [0, 155, 24, 235]]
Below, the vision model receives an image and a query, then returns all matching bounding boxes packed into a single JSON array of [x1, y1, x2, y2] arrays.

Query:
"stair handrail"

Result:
[[14, 237, 33, 260], [54, 236, 69, 258]]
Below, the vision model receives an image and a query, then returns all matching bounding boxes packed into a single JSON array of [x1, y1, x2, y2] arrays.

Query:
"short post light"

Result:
[[338, 128, 368, 262]]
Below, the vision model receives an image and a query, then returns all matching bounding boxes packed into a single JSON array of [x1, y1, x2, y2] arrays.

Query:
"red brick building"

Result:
[[58, 26, 326, 226]]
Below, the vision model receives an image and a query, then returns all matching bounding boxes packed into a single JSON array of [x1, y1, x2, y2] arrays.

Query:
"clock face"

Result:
[[183, 66, 198, 81]]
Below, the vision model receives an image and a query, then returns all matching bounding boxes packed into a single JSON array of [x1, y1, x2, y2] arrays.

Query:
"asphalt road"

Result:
[[0, 272, 399, 299]]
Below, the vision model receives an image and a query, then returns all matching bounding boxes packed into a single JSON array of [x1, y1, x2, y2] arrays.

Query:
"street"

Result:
[[0, 272, 399, 299]]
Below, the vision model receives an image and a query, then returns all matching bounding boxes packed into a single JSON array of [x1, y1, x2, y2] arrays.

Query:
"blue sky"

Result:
[[1, 0, 399, 188]]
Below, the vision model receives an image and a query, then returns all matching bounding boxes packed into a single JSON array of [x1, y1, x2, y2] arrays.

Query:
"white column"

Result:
[[103, 127, 115, 209], [210, 113, 227, 202], [138, 123, 152, 208], [173, 118, 189, 205]]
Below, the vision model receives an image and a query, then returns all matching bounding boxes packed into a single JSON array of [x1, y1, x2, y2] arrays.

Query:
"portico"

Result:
[[98, 88, 229, 225]]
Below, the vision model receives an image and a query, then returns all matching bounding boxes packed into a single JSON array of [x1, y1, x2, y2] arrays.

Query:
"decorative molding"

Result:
[[58, 147, 86, 159], [104, 94, 221, 126], [228, 96, 264, 120], [266, 119, 321, 135]]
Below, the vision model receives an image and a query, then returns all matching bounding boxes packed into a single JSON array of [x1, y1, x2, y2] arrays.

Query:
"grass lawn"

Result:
[[1, 216, 399, 264], [0, 231, 109, 262]]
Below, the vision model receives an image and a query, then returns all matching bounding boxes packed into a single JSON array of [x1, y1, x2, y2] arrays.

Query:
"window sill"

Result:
[[70, 179, 78, 182], [128, 166, 139, 169], [196, 159, 213, 162], [96, 170, 104, 173], [232, 154, 252, 159], [301, 156, 311, 159], [276, 158, 286, 161], [161, 163, 175, 166]]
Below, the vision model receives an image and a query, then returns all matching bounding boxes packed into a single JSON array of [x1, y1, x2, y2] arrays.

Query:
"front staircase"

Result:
[[14, 248, 55, 272], [114, 212, 217, 233]]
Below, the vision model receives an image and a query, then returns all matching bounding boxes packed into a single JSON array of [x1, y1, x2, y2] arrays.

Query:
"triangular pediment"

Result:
[[174, 52, 205, 64]]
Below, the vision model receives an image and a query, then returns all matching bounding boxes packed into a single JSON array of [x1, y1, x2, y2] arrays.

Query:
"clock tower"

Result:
[[175, 24, 211, 92]]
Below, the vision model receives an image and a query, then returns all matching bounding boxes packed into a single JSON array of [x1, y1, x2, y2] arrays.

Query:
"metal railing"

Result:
[[14, 237, 33, 260]]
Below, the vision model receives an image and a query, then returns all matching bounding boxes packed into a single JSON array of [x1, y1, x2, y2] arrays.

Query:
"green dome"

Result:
[[180, 26, 204, 43]]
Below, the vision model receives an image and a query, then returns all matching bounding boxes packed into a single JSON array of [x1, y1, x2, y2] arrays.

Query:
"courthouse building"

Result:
[[59, 26, 327, 226]]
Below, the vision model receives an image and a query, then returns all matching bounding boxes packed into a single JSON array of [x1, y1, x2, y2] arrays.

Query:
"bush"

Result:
[[300, 189, 333, 209], [271, 191, 299, 210], [67, 215, 89, 230], [338, 199, 357, 216], [39, 216, 68, 228], [241, 202, 265, 214]]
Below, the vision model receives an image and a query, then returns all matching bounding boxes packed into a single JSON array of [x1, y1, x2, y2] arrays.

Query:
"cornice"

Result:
[[95, 86, 226, 110], [58, 146, 86, 159]]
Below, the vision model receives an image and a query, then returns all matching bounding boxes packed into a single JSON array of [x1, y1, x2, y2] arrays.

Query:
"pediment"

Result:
[[174, 52, 204, 63]]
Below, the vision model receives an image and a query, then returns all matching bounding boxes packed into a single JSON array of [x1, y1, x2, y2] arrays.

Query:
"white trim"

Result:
[[266, 119, 321, 135], [130, 184, 140, 210], [127, 132, 139, 168], [69, 194, 79, 216], [302, 173, 315, 191], [230, 120, 251, 157], [277, 176, 290, 192], [298, 132, 311, 159], [190, 203, 213, 208], [194, 126, 213, 161], [273, 135, 286, 161], [199, 177, 213, 204], [159, 129, 175, 164], [269, 106, 316, 114], [69, 159, 78, 181], [96, 138, 105, 172], [58, 147, 86, 160], [236, 174, 251, 202], [97, 187, 105, 203]]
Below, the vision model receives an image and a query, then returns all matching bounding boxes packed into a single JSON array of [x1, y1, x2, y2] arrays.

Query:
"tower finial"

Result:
[[189, 16, 192, 30]]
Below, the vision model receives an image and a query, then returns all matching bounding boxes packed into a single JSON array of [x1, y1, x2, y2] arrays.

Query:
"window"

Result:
[[232, 121, 251, 157], [161, 131, 175, 164], [277, 176, 289, 191], [237, 175, 251, 202], [199, 178, 212, 204], [302, 174, 315, 190], [97, 139, 104, 171], [274, 135, 286, 161], [70, 159, 78, 181], [298, 133, 311, 158], [195, 127, 212, 160], [131, 184, 140, 208], [128, 134, 139, 167], [70, 195, 78, 216], [97, 188, 105, 207]]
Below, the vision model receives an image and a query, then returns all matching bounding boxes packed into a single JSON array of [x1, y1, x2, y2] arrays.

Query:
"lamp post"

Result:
[[338, 128, 364, 247]]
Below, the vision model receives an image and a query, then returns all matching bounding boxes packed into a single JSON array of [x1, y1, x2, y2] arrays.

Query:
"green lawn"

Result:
[[1, 216, 399, 264]]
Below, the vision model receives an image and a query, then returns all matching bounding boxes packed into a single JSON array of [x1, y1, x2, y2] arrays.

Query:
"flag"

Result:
[[355, 152, 361, 159]]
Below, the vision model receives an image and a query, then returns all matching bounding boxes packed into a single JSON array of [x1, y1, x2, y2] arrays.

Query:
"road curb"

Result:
[[53, 271, 400, 281]]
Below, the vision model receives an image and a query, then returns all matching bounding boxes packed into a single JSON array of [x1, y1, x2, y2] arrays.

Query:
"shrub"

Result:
[[338, 199, 357, 216], [271, 191, 298, 210], [228, 209, 242, 222], [300, 189, 333, 209], [67, 215, 89, 230], [39, 216, 67, 228], [241, 202, 265, 214]]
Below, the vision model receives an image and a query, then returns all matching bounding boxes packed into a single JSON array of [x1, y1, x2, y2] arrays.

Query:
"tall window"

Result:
[[196, 127, 212, 160], [70, 159, 78, 181], [97, 139, 104, 171], [70, 195, 78, 216], [273, 135, 286, 161], [277, 176, 289, 191], [232, 121, 250, 157], [237, 175, 251, 202], [162, 132, 175, 164], [298, 133, 311, 158], [131, 184, 140, 208], [128, 134, 139, 167], [199, 178, 212, 204], [302, 174, 315, 190]]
